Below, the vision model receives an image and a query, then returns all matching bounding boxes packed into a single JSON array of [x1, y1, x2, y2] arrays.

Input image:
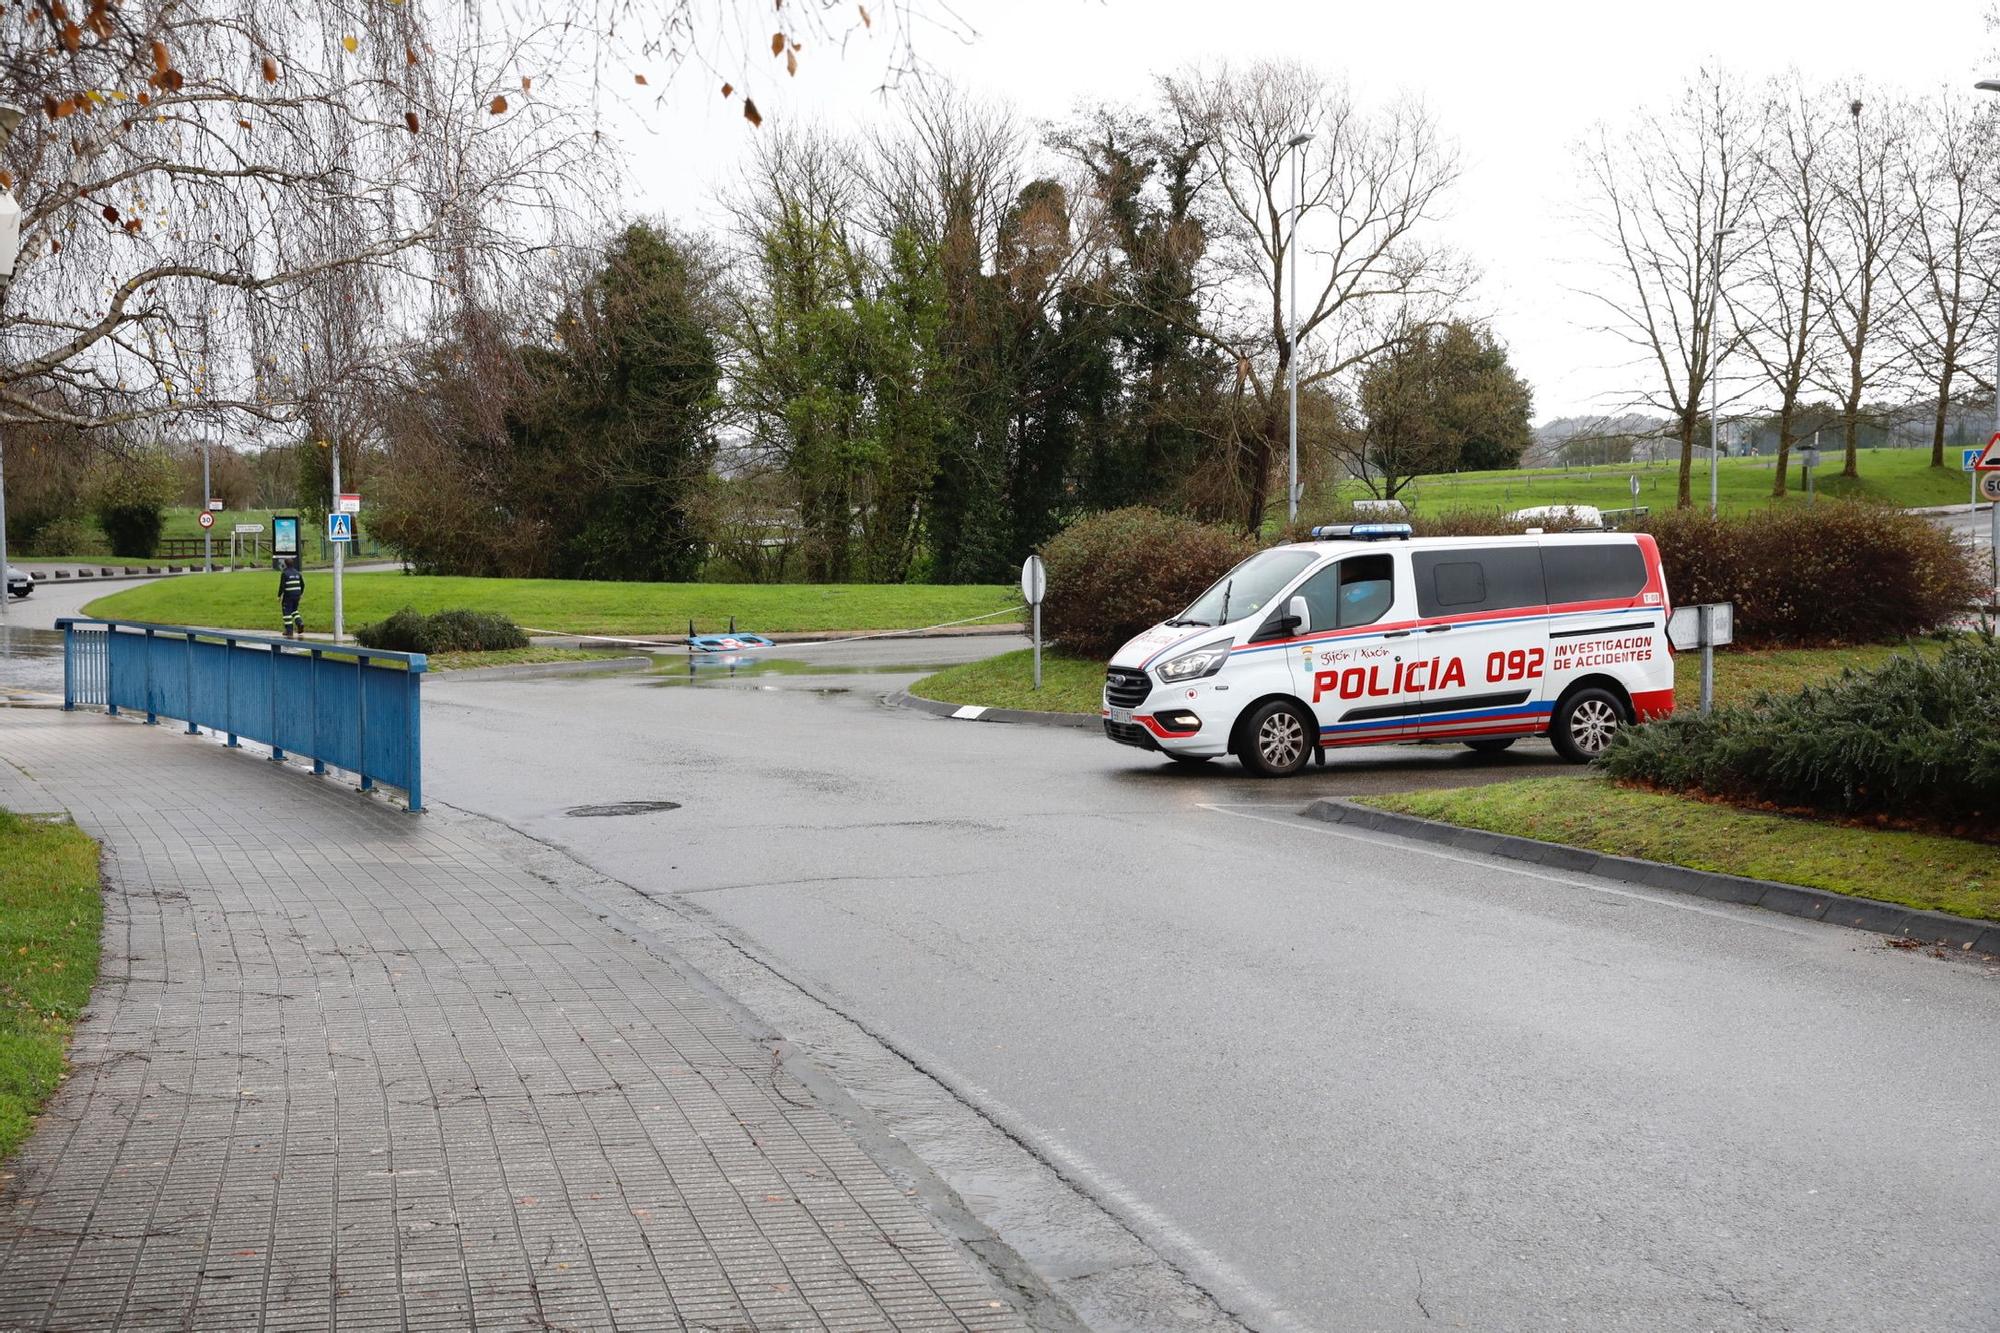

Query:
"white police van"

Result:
[[1102, 524, 1675, 776]]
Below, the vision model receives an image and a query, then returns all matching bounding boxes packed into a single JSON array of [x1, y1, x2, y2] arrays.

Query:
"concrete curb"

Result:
[[886, 689, 1099, 731], [1907, 501, 1993, 516], [429, 654, 653, 681], [1303, 798, 2000, 953]]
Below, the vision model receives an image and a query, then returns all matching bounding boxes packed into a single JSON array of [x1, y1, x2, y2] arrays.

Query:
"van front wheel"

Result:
[[1240, 701, 1313, 778], [1551, 688, 1627, 763]]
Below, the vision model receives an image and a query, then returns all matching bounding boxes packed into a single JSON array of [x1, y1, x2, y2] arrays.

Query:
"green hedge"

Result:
[[354, 607, 529, 654], [1041, 507, 1257, 658], [1638, 505, 1980, 647], [1599, 633, 1999, 831]]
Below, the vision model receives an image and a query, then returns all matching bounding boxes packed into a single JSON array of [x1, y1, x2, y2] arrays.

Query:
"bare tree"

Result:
[[1577, 69, 1764, 508], [1733, 75, 1832, 497], [1813, 88, 1915, 478], [1160, 60, 1469, 532], [1892, 87, 2000, 469], [1, 2, 598, 439]]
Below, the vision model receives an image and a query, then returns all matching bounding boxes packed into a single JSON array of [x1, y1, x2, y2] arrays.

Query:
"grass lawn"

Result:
[[1362, 776, 2000, 922], [909, 642, 1934, 717], [908, 648, 1105, 713], [83, 571, 1020, 637], [1324, 446, 1979, 519], [425, 647, 631, 672], [1672, 642, 1937, 710], [0, 811, 102, 1160]]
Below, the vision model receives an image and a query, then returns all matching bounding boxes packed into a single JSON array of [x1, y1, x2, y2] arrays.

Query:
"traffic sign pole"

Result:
[[1021, 555, 1047, 691], [329, 443, 344, 644]]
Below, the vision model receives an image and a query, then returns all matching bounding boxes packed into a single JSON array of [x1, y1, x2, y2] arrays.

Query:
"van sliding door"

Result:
[[1403, 548, 1552, 743]]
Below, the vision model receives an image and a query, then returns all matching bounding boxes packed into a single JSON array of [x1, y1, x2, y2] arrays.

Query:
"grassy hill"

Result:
[[1334, 446, 1979, 518]]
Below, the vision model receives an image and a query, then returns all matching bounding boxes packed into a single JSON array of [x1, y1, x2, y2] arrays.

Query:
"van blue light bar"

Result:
[[1309, 523, 1413, 541]]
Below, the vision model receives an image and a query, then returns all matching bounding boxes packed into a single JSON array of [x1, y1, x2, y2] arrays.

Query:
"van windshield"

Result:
[[1172, 549, 1319, 627]]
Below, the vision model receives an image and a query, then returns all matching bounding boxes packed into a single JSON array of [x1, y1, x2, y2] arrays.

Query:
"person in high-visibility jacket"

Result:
[[278, 558, 305, 638]]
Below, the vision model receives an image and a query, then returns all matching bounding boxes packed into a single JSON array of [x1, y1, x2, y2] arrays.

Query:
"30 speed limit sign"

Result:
[[197, 510, 214, 529]]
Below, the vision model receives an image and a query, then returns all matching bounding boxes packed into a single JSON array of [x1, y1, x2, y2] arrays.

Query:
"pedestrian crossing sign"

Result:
[[327, 512, 354, 542]]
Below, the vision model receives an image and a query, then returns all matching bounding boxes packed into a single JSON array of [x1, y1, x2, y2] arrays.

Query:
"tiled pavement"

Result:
[[0, 709, 1029, 1332]]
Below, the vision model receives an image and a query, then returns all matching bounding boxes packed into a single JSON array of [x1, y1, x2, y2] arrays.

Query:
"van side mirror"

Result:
[[1285, 595, 1310, 636]]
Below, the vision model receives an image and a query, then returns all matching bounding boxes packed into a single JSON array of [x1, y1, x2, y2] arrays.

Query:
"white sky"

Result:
[[582, 0, 1996, 420]]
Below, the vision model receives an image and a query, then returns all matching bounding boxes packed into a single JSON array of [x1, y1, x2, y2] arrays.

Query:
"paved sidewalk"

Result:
[[0, 710, 1028, 1332]]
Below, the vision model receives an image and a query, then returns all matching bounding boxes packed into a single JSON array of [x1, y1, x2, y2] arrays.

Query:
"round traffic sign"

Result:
[[1982, 471, 2000, 503], [1020, 554, 1046, 606], [197, 510, 214, 529]]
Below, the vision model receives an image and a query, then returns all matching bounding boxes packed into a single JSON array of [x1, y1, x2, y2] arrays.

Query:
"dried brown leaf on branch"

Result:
[[633, 72, 648, 86], [150, 40, 169, 72], [404, 109, 420, 133], [859, 5, 871, 27], [721, 81, 733, 97], [520, 75, 532, 91], [341, 34, 358, 53], [786, 48, 796, 76], [489, 95, 508, 114], [261, 56, 278, 83], [770, 32, 784, 56], [743, 97, 762, 127]]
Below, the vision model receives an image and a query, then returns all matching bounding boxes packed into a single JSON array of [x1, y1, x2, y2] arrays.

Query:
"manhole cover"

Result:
[[563, 800, 682, 818]]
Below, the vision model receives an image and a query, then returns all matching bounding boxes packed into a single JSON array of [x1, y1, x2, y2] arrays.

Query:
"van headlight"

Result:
[[1155, 642, 1232, 682]]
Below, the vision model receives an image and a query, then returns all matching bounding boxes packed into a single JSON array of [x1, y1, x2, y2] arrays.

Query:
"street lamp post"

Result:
[[1708, 224, 1733, 517], [0, 102, 27, 627], [1980, 81, 2000, 606], [1285, 131, 1314, 526]]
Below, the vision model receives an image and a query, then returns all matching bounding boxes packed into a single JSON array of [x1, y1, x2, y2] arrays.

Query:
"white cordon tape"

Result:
[[519, 604, 1029, 652]]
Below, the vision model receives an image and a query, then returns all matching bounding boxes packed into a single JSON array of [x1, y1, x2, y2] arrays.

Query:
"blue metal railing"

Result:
[[56, 618, 426, 812]]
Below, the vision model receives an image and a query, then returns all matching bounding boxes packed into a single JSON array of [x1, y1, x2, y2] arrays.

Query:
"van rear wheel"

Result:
[[1240, 700, 1312, 778], [1551, 688, 1627, 763]]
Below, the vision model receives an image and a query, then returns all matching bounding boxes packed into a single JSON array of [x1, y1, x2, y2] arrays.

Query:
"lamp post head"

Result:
[[1286, 132, 1314, 148], [1978, 80, 2000, 93]]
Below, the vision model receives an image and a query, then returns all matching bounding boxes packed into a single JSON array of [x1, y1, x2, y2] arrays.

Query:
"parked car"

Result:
[[4, 566, 31, 599]]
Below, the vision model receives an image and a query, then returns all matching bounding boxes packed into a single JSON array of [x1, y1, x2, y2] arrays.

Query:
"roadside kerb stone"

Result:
[[886, 690, 1099, 731], [1304, 797, 2000, 953], [0, 709, 1038, 1332]]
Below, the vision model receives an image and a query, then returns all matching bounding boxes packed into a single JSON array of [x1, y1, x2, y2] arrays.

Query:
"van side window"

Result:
[[1338, 554, 1395, 627], [1412, 548, 1547, 618], [1543, 543, 1647, 604]]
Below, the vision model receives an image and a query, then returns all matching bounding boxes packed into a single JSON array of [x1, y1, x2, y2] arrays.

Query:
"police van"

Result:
[[1102, 524, 1674, 776]]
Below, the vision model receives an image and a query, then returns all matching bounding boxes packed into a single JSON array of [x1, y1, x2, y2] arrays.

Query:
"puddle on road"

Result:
[[0, 626, 66, 696], [644, 653, 938, 688]]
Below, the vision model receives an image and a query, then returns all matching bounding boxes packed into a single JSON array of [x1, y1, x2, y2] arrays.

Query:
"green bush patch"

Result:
[[0, 811, 103, 1160], [1042, 507, 1256, 659], [1604, 634, 1999, 834], [356, 607, 530, 655], [1364, 777, 2000, 922]]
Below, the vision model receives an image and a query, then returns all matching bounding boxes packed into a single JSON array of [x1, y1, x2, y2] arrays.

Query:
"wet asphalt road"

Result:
[[420, 643, 2000, 1333]]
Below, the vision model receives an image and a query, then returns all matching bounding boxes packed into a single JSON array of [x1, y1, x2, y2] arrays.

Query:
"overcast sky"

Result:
[[587, 0, 1996, 421]]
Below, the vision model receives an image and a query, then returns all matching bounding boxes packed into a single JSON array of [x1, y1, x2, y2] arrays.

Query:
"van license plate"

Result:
[[1109, 707, 1134, 725]]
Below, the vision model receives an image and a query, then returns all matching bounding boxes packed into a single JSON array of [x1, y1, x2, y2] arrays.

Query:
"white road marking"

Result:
[[1199, 802, 1803, 934], [952, 705, 988, 719]]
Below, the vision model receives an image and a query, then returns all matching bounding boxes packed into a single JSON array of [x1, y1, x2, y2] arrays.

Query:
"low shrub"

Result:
[[1639, 503, 1980, 647], [354, 606, 530, 654], [1042, 507, 1257, 658], [1599, 633, 2000, 831], [22, 516, 104, 557]]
